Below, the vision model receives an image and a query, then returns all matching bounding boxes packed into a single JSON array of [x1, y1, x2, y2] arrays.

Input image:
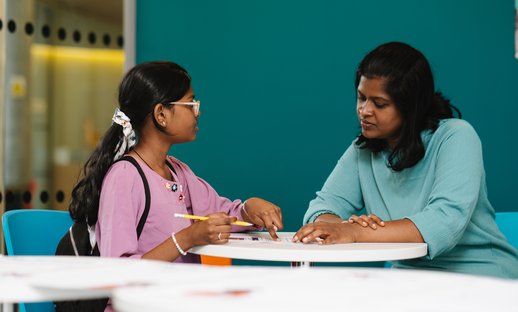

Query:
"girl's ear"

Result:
[[153, 103, 169, 127]]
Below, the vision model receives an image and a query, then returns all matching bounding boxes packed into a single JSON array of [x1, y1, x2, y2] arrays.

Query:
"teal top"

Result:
[[304, 119, 518, 279]]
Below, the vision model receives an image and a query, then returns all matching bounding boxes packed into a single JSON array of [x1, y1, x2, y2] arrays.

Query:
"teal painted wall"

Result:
[[137, 0, 518, 235]]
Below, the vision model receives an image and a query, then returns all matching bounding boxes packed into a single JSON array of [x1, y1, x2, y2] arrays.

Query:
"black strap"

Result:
[[118, 156, 150, 238], [116, 156, 177, 238]]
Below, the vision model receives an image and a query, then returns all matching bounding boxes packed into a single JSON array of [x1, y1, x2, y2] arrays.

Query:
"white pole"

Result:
[[123, 0, 136, 71]]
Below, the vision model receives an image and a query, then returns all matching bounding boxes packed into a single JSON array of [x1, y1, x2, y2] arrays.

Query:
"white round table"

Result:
[[112, 266, 518, 312], [0, 255, 177, 303], [189, 232, 427, 267], [0, 255, 215, 312]]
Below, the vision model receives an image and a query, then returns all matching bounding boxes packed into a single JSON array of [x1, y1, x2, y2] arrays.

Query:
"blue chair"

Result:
[[496, 212, 518, 249], [2, 209, 73, 312]]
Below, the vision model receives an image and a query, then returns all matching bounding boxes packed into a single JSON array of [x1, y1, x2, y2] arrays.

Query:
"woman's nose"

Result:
[[359, 100, 373, 115]]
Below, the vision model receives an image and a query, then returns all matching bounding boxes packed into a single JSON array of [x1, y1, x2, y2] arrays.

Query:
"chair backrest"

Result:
[[2, 209, 73, 255], [2, 209, 73, 312], [496, 212, 518, 249]]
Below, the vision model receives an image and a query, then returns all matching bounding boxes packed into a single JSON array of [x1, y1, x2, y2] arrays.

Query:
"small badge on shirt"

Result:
[[166, 181, 184, 202], [165, 182, 179, 192], [178, 185, 185, 202]]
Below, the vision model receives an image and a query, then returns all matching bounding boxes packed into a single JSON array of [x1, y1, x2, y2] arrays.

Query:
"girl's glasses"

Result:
[[168, 100, 201, 117]]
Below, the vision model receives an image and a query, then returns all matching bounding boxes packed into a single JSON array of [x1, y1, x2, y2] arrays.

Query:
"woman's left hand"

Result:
[[348, 213, 385, 229], [241, 197, 283, 240]]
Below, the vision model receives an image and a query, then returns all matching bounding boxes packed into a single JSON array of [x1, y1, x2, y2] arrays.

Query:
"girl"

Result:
[[69, 61, 283, 264]]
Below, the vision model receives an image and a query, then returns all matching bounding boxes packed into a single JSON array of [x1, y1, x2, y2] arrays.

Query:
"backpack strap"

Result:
[[118, 156, 150, 238], [116, 156, 177, 238]]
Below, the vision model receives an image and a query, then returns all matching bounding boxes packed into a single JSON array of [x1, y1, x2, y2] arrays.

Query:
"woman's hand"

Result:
[[292, 222, 357, 245], [182, 212, 237, 248], [348, 213, 385, 229], [241, 197, 283, 240]]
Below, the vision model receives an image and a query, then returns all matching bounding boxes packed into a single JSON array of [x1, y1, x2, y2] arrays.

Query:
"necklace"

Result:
[[133, 149, 185, 201], [133, 149, 174, 182], [133, 149, 153, 170]]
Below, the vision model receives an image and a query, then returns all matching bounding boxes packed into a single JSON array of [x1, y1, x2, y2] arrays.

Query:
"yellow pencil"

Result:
[[174, 213, 253, 226]]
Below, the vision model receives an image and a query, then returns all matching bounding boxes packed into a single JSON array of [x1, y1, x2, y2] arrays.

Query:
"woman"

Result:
[[294, 42, 518, 279], [70, 61, 283, 264]]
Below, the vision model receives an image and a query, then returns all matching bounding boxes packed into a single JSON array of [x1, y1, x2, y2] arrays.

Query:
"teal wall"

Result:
[[137, 0, 518, 234]]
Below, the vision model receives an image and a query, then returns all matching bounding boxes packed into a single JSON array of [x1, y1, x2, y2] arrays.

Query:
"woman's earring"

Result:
[[162, 122, 166, 127]]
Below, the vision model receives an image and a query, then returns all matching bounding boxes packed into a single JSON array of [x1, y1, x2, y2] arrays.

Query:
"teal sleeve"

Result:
[[303, 144, 364, 224], [407, 121, 483, 259]]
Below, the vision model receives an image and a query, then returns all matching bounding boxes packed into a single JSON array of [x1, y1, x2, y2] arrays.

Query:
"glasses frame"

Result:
[[168, 100, 201, 117]]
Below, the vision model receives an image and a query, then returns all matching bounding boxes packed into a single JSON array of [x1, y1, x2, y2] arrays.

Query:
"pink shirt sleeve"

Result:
[[96, 161, 146, 259], [170, 157, 255, 231]]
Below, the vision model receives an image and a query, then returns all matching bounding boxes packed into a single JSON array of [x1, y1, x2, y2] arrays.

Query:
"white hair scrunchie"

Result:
[[112, 107, 137, 161]]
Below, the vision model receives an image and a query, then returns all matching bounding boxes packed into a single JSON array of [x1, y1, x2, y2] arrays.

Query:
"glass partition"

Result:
[[1, 0, 124, 213]]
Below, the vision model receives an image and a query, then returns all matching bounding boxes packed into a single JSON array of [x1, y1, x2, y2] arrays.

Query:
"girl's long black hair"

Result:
[[69, 61, 191, 225], [355, 42, 461, 171]]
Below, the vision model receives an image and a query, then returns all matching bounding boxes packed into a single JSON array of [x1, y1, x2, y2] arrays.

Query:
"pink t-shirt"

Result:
[[96, 155, 249, 263]]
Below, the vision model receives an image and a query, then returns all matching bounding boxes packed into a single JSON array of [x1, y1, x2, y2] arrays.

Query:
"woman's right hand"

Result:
[[182, 212, 237, 248], [347, 213, 385, 230]]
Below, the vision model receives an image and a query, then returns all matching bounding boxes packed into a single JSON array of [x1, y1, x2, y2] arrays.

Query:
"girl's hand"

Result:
[[241, 197, 283, 240], [292, 222, 356, 245], [347, 214, 385, 230], [184, 212, 237, 247]]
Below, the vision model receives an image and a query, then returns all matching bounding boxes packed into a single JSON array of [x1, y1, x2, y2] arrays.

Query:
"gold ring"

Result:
[[218, 232, 222, 240]]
